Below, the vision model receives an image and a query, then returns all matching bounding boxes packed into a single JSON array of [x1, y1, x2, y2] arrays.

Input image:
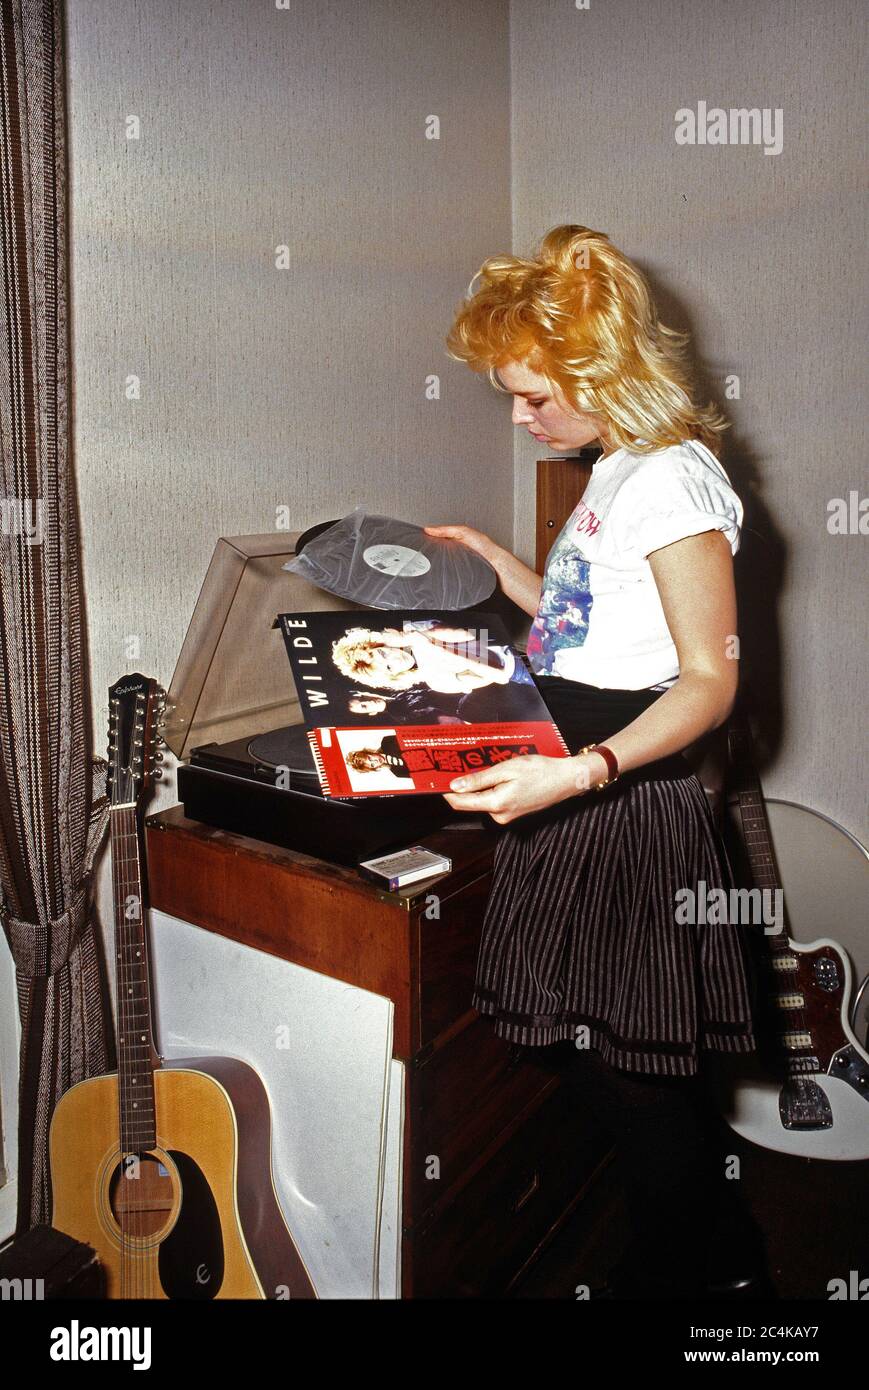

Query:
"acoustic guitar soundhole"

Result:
[[108, 1153, 175, 1239], [108, 1150, 226, 1298]]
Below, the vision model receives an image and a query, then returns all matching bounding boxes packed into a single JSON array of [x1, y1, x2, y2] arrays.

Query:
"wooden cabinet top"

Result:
[[144, 805, 497, 910], [143, 806, 500, 1059]]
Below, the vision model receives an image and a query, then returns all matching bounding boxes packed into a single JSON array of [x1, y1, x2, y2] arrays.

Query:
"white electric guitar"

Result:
[[708, 716, 869, 1160]]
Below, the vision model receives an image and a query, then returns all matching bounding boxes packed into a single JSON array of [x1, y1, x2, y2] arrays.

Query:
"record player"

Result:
[[163, 526, 527, 866]]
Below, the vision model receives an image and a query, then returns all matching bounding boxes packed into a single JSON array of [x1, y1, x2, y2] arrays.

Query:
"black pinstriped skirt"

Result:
[[471, 675, 759, 1076]]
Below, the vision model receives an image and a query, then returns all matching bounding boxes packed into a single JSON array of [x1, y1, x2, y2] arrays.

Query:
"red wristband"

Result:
[[579, 743, 620, 789], [592, 744, 619, 783]]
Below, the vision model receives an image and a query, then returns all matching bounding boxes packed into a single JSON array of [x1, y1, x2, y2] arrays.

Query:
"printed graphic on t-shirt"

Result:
[[567, 499, 601, 541], [526, 535, 593, 675], [526, 442, 743, 689]]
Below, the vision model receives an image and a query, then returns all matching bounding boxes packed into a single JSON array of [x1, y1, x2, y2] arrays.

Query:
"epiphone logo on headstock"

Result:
[[114, 682, 146, 696]]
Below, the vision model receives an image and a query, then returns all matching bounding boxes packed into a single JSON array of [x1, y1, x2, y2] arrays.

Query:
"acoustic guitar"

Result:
[[708, 712, 869, 1161], [49, 673, 317, 1298]]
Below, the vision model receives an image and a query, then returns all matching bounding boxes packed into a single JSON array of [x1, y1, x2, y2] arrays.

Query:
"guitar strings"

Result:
[[109, 758, 126, 1299], [128, 802, 152, 1300], [114, 801, 134, 1297], [125, 802, 147, 1299], [111, 693, 155, 1299], [741, 779, 814, 1074]]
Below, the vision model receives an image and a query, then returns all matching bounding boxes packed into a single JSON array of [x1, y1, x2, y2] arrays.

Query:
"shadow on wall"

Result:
[[641, 265, 786, 768]]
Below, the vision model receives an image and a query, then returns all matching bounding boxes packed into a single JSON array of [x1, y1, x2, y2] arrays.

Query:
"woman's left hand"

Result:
[[443, 752, 597, 824]]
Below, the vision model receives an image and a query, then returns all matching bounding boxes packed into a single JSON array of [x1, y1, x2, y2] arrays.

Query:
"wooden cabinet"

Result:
[[144, 807, 611, 1297], [535, 451, 596, 572]]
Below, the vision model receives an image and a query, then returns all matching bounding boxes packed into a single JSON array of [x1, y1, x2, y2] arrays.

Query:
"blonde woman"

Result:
[[426, 225, 767, 1300], [331, 623, 513, 694]]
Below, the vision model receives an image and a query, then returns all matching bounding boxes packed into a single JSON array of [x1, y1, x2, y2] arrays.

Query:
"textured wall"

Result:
[[3, 0, 856, 1256], [64, 0, 513, 1017], [65, 0, 512, 764], [510, 0, 868, 841], [65, 0, 866, 853]]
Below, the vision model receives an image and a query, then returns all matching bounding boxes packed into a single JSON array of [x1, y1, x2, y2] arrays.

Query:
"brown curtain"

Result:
[[0, 0, 113, 1231]]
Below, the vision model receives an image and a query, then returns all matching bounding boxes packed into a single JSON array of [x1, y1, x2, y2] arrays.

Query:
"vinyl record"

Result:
[[294, 517, 341, 554], [283, 506, 497, 611]]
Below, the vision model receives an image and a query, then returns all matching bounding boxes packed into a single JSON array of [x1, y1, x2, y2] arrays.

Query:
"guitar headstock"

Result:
[[726, 710, 751, 765], [106, 673, 167, 809], [726, 690, 776, 821], [726, 689, 759, 785]]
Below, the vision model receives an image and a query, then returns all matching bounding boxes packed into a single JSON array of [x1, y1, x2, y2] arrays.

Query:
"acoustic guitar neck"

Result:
[[107, 675, 166, 1155]]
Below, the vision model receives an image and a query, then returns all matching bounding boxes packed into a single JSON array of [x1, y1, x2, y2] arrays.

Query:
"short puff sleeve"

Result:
[[618, 446, 743, 559]]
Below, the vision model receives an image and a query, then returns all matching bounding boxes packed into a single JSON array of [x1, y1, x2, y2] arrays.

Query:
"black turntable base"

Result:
[[177, 722, 455, 866]]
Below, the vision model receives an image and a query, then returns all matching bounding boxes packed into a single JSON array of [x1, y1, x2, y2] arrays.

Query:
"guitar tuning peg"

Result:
[[152, 768, 164, 781]]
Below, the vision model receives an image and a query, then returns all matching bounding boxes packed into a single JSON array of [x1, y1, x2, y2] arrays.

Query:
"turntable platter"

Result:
[[248, 724, 319, 780]]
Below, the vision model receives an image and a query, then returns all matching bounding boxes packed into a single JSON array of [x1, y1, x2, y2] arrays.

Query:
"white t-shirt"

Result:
[[525, 439, 742, 691]]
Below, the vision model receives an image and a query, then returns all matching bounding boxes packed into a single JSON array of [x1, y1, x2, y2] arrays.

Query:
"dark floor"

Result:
[[511, 1128, 869, 1301]]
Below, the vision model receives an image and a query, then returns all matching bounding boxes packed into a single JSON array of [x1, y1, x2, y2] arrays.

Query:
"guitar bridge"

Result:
[[779, 1078, 833, 1130], [788, 1055, 820, 1074]]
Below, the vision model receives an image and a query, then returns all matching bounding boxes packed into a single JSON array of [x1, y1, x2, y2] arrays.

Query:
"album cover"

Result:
[[276, 609, 571, 797]]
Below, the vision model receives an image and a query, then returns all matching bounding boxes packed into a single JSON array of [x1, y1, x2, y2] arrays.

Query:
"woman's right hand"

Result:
[[423, 524, 495, 562]]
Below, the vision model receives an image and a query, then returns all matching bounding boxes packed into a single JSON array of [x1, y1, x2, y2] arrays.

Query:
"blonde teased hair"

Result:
[[331, 628, 419, 690], [445, 224, 727, 456]]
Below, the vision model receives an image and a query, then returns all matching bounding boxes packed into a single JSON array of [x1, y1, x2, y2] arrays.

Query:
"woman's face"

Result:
[[368, 643, 416, 676], [496, 360, 612, 453], [359, 750, 387, 769], [349, 695, 386, 715]]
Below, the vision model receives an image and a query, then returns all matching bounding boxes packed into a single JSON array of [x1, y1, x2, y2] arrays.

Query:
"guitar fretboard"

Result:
[[111, 806, 157, 1153], [735, 789, 780, 888], [730, 725, 817, 1074]]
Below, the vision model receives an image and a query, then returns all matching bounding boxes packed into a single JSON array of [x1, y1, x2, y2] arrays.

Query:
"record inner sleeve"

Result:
[[283, 506, 498, 611]]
